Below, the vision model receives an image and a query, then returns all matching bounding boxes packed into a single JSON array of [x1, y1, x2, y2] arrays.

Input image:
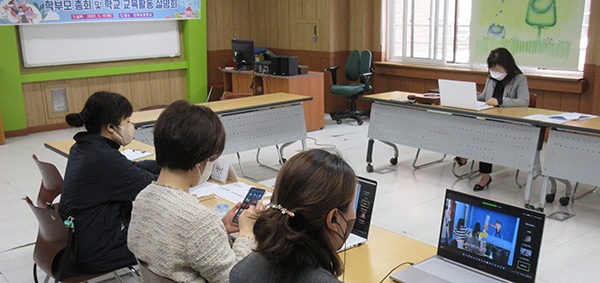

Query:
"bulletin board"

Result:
[[19, 20, 181, 67]]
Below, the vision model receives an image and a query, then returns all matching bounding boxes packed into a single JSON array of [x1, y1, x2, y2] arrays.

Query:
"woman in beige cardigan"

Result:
[[128, 100, 261, 282]]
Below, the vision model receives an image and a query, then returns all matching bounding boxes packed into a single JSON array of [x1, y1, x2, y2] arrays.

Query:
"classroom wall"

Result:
[[3, 0, 598, 137], [0, 0, 207, 136], [206, 0, 382, 113], [207, 0, 599, 115]]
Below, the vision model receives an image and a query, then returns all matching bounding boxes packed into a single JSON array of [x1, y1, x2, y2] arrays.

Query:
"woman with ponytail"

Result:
[[58, 91, 160, 274], [230, 149, 358, 283]]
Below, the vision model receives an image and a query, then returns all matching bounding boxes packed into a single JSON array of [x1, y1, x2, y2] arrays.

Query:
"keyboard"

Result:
[[416, 257, 496, 283]]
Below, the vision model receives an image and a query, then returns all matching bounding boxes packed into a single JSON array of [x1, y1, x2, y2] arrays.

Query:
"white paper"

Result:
[[523, 113, 597, 124], [548, 112, 596, 121], [189, 181, 271, 204], [120, 149, 153, 161]]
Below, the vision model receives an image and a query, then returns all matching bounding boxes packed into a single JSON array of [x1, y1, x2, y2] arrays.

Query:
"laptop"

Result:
[[390, 189, 545, 283], [339, 176, 378, 251], [438, 79, 493, 111]]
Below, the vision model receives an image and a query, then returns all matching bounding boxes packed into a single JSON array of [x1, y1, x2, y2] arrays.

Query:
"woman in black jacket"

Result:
[[58, 91, 160, 274]]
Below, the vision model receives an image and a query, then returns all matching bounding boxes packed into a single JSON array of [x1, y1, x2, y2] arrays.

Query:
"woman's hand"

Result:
[[222, 202, 242, 234], [486, 98, 499, 106], [237, 201, 265, 239]]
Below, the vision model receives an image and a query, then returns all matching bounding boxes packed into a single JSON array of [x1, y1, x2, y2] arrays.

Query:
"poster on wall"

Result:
[[470, 0, 585, 70], [0, 0, 200, 25]]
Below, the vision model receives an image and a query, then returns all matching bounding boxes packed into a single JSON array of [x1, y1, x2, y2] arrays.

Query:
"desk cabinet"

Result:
[[221, 69, 324, 131]]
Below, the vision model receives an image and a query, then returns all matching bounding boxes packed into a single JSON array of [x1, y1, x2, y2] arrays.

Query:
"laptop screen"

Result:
[[351, 177, 377, 238], [438, 190, 545, 283]]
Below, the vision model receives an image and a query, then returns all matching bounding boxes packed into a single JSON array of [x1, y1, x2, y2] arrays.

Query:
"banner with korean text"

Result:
[[0, 0, 200, 25]]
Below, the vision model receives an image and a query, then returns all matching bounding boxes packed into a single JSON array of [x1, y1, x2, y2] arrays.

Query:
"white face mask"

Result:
[[490, 71, 507, 81], [195, 160, 214, 186], [114, 123, 135, 146]]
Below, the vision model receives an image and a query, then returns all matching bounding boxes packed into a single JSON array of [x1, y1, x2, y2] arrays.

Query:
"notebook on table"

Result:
[[390, 189, 545, 283], [438, 79, 493, 111], [339, 176, 378, 251]]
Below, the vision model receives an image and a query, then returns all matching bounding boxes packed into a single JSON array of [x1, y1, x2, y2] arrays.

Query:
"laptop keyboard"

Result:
[[416, 258, 495, 283]]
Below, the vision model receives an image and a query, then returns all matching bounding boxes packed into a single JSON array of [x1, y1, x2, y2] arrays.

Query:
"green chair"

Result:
[[325, 50, 373, 125]]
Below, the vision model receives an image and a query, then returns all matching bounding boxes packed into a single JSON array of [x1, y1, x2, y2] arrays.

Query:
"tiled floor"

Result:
[[1, 116, 600, 282]]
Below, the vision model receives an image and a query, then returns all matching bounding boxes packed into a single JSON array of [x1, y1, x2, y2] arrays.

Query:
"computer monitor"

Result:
[[232, 39, 255, 70]]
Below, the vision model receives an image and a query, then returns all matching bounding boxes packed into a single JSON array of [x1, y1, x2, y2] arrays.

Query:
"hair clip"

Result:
[[266, 203, 295, 217]]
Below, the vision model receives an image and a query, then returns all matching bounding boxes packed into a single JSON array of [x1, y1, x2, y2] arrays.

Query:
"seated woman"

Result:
[[454, 47, 529, 191], [58, 91, 160, 274], [128, 100, 260, 282], [467, 222, 487, 254], [230, 149, 358, 283]]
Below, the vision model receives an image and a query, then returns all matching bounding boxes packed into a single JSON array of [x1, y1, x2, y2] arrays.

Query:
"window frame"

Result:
[[385, 0, 590, 75]]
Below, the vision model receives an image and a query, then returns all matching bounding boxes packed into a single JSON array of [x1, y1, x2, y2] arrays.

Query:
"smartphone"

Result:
[[232, 187, 265, 224]]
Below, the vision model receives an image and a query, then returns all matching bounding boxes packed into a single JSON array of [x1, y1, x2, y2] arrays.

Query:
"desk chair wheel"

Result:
[[390, 157, 398, 165], [545, 193, 570, 206], [545, 193, 556, 203], [357, 120, 364, 126], [336, 119, 343, 124], [366, 164, 373, 173]]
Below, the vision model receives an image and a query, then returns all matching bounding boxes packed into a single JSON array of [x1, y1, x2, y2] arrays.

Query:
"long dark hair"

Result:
[[472, 221, 481, 238], [65, 91, 133, 134], [252, 149, 357, 276], [487, 47, 522, 83]]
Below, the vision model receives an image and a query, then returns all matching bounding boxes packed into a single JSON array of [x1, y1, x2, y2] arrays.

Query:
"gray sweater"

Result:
[[477, 74, 529, 107], [230, 252, 342, 283], [128, 182, 254, 283]]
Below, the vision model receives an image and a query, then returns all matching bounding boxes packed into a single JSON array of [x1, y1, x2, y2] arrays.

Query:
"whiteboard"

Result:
[[19, 21, 181, 67]]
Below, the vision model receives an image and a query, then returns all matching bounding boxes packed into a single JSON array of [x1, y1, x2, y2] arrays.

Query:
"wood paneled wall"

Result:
[[207, 0, 361, 52], [206, 0, 382, 113], [22, 70, 186, 129]]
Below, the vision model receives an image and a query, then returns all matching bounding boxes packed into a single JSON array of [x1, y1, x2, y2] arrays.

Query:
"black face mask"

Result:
[[334, 212, 356, 250]]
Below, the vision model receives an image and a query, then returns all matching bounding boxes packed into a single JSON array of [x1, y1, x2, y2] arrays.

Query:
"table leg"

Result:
[[366, 138, 375, 172]]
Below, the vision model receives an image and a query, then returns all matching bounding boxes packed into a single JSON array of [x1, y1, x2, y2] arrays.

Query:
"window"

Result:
[[386, 0, 590, 72]]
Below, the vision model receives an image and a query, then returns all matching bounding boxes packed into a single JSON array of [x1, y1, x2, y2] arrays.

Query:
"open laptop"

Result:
[[390, 189, 545, 283], [339, 176, 377, 251], [438, 79, 493, 111]]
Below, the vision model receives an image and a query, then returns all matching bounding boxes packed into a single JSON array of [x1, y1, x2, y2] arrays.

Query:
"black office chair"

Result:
[[325, 50, 373, 125]]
